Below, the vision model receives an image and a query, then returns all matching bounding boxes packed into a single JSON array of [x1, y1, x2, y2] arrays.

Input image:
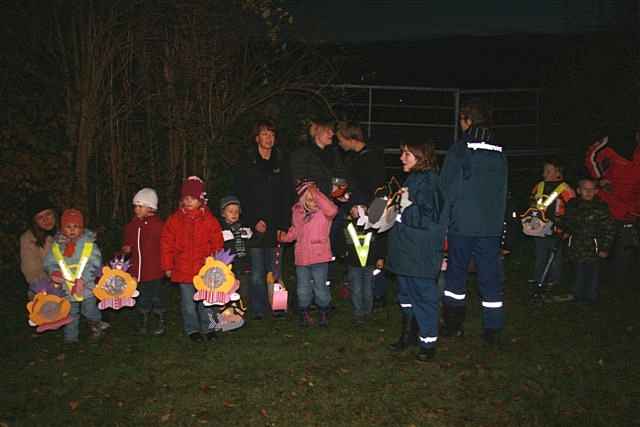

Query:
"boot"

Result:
[[440, 305, 465, 338], [152, 312, 166, 336], [89, 321, 105, 341], [138, 312, 149, 335], [298, 310, 314, 327], [390, 312, 415, 352], [416, 347, 436, 362], [482, 328, 501, 346], [318, 310, 329, 327]]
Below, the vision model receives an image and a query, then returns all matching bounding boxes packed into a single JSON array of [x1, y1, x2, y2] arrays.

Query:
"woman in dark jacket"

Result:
[[387, 143, 446, 361]]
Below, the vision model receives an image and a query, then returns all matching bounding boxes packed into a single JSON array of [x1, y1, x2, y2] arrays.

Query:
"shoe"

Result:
[[416, 347, 436, 362], [205, 330, 218, 342], [440, 305, 465, 338], [138, 313, 149, 335], [189, 332, 204, 342], [318, 311, 329, 327], [298, 310, 314, 327], [482, 329, 501, 346], [253, 313, 264, 321], [440, 324, 464, 338], [98, 321, 111, 331], [64, 338, 79, 345], [390, 313, 417, 352], [89, 321, 105, 340], [152, 313, 166, 336]]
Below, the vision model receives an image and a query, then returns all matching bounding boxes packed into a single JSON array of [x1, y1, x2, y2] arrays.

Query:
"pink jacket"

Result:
[[281, 191, 337, 266]]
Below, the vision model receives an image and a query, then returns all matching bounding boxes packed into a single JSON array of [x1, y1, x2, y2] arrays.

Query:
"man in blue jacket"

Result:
[[440, 100, 508, 344]]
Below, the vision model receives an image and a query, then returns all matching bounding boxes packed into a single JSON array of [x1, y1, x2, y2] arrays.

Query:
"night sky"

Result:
[[286, 0, 621, 42]]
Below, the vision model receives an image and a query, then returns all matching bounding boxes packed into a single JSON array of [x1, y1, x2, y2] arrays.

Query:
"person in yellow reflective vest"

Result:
[[527, 159, 575, 289], [43, 209, 108, 344]]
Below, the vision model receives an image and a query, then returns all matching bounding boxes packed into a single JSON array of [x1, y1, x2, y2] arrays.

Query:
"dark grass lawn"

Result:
[[1, 243, 638, 427]]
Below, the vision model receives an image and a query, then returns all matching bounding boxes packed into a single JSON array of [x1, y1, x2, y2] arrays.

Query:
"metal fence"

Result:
[[327, 84, 543, 151]]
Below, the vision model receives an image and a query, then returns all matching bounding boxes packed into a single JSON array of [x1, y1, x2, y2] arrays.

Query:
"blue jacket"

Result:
[[386, 170, 446, 279], [440, 127, 508, 237], [43, 230, 102, 300]]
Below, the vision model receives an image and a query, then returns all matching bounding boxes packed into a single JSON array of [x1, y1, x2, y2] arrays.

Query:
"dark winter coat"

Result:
[[386, 170, 446, 278], [290, 140, 347, 197], [344, 145, 386, 207], [440, 127, 508, 237], [233, 145, 292, 247], [123, 214, 164, 282], [560, 198, 615, 262]]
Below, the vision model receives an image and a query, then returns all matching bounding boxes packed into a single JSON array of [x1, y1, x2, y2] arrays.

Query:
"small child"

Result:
[[43, 209, 108, 343], [343, 211, 385, 324], [160, 176, 223, 342], [528, 158, 575, 288], [219, 196, 252, 301], [122, 188, 166, 335], [279, 180, 337, 327], [561, 178, 615, 303]]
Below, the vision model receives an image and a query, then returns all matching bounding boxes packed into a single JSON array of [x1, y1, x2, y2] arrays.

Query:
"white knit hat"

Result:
[[133, 188, 158, 210]]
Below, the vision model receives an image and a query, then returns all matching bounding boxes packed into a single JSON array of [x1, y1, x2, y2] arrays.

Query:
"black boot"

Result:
[[390, 312, 414, 352], [440, 305, 465, 338], [152, 312, 166, 336], [416, 347, 436, 362], [482, 328, 501, 346]]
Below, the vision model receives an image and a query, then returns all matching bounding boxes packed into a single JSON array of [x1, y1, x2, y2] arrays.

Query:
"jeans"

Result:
[[397, 275, 439, 349], [136, 278, 167, 314], [296, 263, 331, 311], [533, 236, 562, 284], [64, 296, 102, 342], [249, 247, 276, 316], [575, 261, 600, 302], [179, 284, 217, 335], [348, 265, 374, 317]]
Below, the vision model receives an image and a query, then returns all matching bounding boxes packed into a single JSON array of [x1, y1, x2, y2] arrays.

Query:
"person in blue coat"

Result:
[[387, 143, 446, 361], [439, 100, 508, 344]]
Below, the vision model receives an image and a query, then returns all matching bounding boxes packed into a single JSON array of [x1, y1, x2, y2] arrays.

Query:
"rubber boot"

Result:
[[440, 305, 465, 338], [318, 309, 329, 327], [299, 310, 314, 327], [390, 312, 415, 352], [139, 312, 149, 335], [152, 312, 166, 336]]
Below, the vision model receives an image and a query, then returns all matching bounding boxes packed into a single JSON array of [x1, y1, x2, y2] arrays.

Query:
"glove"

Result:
[[222, 230, 234, 241], [51, 271, 64, 284], [240, 227, 253, 239], [71, 279, 85, 296]]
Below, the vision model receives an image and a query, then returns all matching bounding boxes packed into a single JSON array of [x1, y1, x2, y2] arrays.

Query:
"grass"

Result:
[[1, 242, 638, 426]]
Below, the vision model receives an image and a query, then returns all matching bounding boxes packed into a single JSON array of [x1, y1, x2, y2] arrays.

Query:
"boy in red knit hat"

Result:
[[44, 209, 108, 343], [160, 176, 224, 342]]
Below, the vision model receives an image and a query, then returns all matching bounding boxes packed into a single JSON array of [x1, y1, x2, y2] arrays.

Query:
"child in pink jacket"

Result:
[[279, 180, 337, 327]]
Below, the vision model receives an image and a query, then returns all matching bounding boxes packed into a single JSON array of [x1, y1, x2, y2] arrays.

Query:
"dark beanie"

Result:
[[26, 192, 55, 219], [220, 195, 241, 212]]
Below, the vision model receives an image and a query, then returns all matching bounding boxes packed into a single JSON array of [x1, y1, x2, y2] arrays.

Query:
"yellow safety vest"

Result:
[[51, 242, 94, 302], [347, 223, 373, 267], [534, 182, 569, 213]]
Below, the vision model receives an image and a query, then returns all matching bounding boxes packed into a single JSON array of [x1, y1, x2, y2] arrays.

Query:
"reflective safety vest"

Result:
[[51, 242, 94, 302], [533, 182, 569, 216], [346, 223, 373, 267]]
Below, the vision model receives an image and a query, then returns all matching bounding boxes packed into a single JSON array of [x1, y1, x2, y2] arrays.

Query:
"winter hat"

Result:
[[61, 209, 84, 229], [181, 176, 207, 203], [220, 196, 241, 212], [296, 179, 315, 196], [133, 188, 158, 210], [26, 192, 56, 219]]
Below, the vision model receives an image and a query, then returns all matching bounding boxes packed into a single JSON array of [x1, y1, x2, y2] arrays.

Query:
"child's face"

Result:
[[542, 164, 562, 181], [255, 128, 275, 150], [315, 126, 334, 148], [34, 209, 56, 231], [222, 204, 241, 224], [62, 223, 83, 240], [578, 181, 598, 201], [302, 190, 317, 210], [182, 196, 203, 210], [134, 204, 154, 219]]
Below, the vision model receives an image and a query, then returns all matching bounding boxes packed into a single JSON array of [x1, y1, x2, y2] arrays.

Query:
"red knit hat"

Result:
[[181, 176, 207, 203], [61, 209, 84, 228]]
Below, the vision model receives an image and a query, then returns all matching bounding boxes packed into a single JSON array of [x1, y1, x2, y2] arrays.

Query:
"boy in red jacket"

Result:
[[161, 176, 224, 342], [122, 188, 166, 335]]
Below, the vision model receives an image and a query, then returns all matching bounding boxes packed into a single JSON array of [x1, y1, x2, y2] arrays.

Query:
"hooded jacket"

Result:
[[160, 207, 223, 284]]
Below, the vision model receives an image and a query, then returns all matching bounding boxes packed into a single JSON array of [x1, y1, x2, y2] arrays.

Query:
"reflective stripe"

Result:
[[482, 301, 503, 308], [419, 336, 438, 343], [346, 223, 373, 267], [444, 290, 466, 300], [51, 242, 94, 302], [399, 303, 412, 308], [466, 142, 502, 152]]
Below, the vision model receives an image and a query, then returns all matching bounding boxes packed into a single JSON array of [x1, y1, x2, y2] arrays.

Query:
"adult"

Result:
[[440, 100, 508, 344], [585, 125, 640, 286], [20, 193, 57, 298], [234, 120, 292, 319]]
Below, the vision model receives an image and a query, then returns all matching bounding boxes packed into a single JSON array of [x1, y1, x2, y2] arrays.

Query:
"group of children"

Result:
[[527, 158, 615, 303]]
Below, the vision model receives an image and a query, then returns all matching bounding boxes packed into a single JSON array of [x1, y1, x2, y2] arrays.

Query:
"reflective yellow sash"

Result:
[[534, 182, 568, 212], [347, 223, 372, 267], [52, 242, 94, 301]]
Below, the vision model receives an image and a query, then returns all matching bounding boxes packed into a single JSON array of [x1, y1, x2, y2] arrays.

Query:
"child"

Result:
[[343, 211, 385, 324], [43, 209, 108, 343], [560, 178, 615, 303], [528, 158, 575, 288], [122, 188, 166, 335], [161, 176, 223, 342], [219, 196, 252, 302], [279, 180, 337, 327]]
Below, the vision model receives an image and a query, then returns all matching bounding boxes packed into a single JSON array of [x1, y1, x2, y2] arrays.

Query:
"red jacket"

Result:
[[160, 207, 223, 284], [123, 214, 164, 282]]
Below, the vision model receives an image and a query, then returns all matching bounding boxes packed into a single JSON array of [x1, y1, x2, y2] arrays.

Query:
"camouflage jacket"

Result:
[[560, 199, 615, 262]]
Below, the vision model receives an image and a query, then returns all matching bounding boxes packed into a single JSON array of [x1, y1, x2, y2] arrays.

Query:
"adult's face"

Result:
[[315, 126, 334, 149], [400, 147, 417, 173], [34, 209, 56, 231], [256, 128, 275, 150], [459, 115, 472, 132], [336, 134, 353, 151]]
